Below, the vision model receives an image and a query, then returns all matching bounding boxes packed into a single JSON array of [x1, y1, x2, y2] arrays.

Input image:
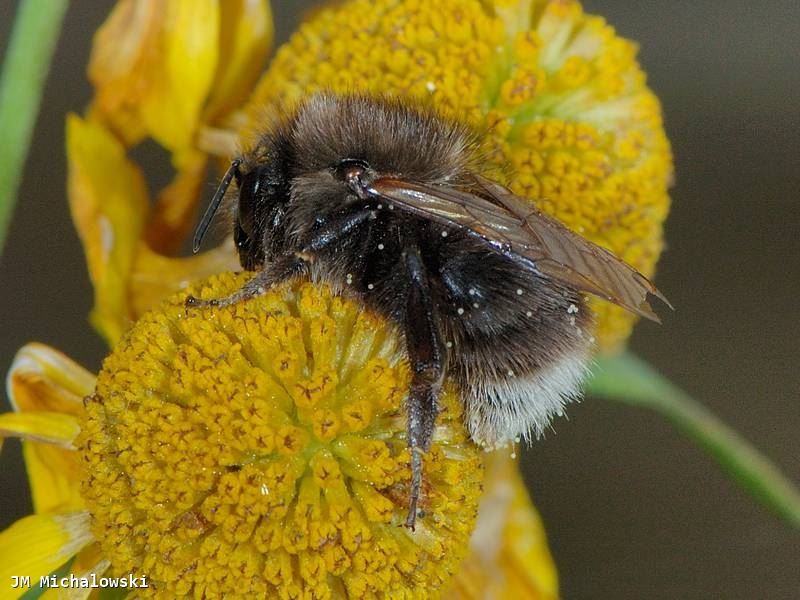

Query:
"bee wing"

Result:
[[368, 176, 670, 322]]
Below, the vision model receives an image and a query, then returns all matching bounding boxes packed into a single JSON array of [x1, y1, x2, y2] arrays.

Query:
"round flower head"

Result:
[[244, 0, 672, 351], [76, 273, 483, 598]]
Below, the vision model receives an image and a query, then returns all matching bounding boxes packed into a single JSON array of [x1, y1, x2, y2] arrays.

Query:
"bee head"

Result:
[[193, 147, 291, 271], [232, 164, 265, 270]]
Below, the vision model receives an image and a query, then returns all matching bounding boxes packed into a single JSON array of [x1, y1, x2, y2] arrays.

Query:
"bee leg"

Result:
[[403, 247, 446, 530], [301, 207, 376, 253], [184, 254, 308, 310]]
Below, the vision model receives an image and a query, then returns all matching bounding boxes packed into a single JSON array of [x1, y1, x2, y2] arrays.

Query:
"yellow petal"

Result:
[[144, 150, 208, 255], [205, 0, 274, 123], [87, 0, 159, 147], [445, 453, 559, 599], [90, 0, 221, 155], [6, 344, 93, 514], [86, 99, 147, 149], [0, 413, 79, 449], [0, 512, 93, 595], [66, 114, 149, 345], [6, 344, 94, 415], [21, 443, 84, 516], [139, 0, 220, 154], [0, 411, 81, 514], [129, 241, 240, 318]]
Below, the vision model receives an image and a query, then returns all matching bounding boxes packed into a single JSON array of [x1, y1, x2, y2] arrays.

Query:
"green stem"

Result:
[[0, 0, 69, 255], [588, 352, 800, 527]]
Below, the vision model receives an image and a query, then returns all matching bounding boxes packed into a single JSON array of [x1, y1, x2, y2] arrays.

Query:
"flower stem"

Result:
[[588, 352, 800, 527], [0, 0, 69, 255]]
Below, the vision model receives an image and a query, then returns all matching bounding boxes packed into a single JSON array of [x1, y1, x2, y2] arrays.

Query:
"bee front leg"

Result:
[[403, 247, 446, 530], [184, 254, 309, 310]]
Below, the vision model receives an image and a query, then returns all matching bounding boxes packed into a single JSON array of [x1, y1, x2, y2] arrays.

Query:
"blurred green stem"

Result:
[[0, 0, 69, 255], [589, 352, 800, 527]]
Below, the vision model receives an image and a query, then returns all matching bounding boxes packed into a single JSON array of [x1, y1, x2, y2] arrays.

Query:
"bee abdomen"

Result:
[[462, 348, 591, 449]]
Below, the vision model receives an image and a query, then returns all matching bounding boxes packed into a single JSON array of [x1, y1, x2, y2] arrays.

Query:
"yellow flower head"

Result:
[[245, 0, 673, 351], [2, 319, 556, 600], [76, 273, 483, 598]]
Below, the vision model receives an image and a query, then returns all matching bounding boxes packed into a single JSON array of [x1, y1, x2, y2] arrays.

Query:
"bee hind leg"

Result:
[[403, 247, 447, 530], [184, 254, 308, 310]]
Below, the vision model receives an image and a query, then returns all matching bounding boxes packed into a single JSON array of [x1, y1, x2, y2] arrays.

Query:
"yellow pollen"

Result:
[[77, 273, 483, 598]]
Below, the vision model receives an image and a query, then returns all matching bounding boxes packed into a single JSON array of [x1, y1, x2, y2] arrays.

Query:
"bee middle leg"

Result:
[[403, 246, 446, 530], [184, 254, 308, 309]]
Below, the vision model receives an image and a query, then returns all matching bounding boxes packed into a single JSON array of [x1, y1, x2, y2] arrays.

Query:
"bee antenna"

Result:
[[192, 159, 242, 253]]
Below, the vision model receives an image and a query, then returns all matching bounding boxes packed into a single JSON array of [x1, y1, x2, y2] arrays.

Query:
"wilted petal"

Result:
[[144, 150, 208, 254], [445, 453, 559, 599], [6, 344, 94, 513], [7, 343, 94, 414], [205, 0, 274, 123], [0, 512, 93, 590], [88, 0, 157, 109], [87, 0, 159, 146], [90, 0, 221, 155], [129, 241, 240, 318], [66, 114, 149, 344]]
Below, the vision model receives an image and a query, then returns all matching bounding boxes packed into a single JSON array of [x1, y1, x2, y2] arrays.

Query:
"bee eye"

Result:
[[335, 158, 370, 182], [237, 170, 260, 236]]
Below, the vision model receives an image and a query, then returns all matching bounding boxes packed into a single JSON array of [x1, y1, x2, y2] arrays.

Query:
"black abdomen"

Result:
[[311, 212, 592, 384]]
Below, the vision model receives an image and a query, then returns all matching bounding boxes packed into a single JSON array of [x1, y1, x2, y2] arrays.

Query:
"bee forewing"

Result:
[[472, 174, 671, 320], [369, 176, 670, 321]]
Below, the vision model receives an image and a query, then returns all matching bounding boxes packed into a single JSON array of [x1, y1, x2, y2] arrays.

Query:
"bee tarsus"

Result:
[[186, 255, 309, 310], [403, 245, 446, 529]]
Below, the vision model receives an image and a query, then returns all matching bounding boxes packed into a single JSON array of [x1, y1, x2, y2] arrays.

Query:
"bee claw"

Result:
[[405, 496, 418, 531], [184, 294, 218, 314]]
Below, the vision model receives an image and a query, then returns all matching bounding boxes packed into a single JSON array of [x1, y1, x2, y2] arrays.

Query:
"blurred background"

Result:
[[0, 1, 798, 598]]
